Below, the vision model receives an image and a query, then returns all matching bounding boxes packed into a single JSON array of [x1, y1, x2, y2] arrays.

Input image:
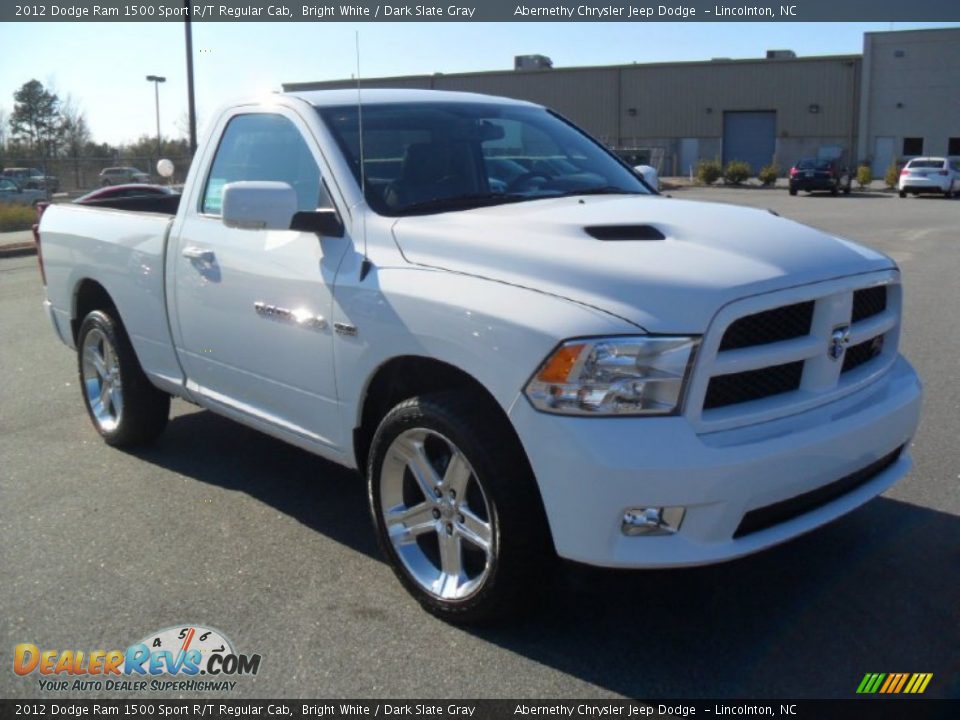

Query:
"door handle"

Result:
[[182, 246, 215, 263]]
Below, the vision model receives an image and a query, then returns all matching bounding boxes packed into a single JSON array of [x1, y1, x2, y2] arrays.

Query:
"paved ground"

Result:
[[1, 188, 958, 700]]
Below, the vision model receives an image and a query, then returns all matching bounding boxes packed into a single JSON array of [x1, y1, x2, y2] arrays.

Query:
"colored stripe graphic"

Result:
[[857, 672, 932, 694]]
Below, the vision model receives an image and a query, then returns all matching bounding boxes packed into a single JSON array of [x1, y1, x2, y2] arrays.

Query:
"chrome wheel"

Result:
[[379, 428, 494, 601], [81, 327, 123, 432]]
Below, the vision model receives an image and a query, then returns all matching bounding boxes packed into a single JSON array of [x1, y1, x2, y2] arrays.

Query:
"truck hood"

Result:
[[390, 195, 894, 333]]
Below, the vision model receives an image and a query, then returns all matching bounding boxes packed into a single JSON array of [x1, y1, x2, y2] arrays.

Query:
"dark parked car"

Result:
[[788, 158, 851, 196], [74, 184, 175, 203]]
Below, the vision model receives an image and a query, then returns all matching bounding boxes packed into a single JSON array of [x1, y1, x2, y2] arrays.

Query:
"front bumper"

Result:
[[508, 355, 921, 567]]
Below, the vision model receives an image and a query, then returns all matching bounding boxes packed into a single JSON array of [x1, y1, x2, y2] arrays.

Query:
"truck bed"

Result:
[[40, 202, 184, 389]]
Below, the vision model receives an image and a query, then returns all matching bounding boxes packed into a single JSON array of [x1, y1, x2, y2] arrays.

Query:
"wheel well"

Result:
[[354, 356, 509, 473], [71, 279, 116, 343]]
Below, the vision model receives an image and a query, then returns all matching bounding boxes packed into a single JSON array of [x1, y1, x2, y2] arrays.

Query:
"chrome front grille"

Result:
[[686, 271, 900, 432]]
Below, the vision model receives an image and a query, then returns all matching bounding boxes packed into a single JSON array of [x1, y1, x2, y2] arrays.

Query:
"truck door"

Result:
[[170, 110, 350, 452]]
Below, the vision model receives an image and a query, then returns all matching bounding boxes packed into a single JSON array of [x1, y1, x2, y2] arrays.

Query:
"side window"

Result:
[[202, 113, 326, 216]]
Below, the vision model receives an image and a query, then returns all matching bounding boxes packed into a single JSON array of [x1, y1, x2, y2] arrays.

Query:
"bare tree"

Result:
[[60, 95, 91, 187]]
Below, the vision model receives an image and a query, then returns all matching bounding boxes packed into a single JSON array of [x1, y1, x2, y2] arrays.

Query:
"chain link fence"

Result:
[[2, 156, 194, 194]]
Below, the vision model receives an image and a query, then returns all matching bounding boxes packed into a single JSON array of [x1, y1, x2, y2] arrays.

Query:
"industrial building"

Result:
[[285, 27, 960, 177]]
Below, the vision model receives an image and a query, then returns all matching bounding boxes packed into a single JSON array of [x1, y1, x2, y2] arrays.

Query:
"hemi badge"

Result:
[[334, 322, 358, 337]]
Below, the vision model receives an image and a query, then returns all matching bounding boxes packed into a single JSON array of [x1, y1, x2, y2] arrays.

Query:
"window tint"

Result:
[[202, 113, 324, 216], [0, 179, 16, 190], [906, 159, 945, 169], [902, 137, 923, 156], [318, 102, 648, 216]]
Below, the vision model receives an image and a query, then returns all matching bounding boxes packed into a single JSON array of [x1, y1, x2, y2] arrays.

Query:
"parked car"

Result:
[[99, 167, 150, 186], [0, 177, 48, 206], [898, 157, 960, 198], [1, 167, 59, 193], [788, 158, 852, 196], [75, 184, 175, 203], [38, 89, 921, 623]]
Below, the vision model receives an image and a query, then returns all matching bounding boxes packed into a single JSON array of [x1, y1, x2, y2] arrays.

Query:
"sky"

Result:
[[0, 20, 957, 145]]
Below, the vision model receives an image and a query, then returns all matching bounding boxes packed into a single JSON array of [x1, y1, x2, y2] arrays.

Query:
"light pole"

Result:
[[145, 75, 166, 157]]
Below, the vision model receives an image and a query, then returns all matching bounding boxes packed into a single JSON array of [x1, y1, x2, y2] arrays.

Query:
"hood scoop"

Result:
[[584, 224, 666, 241]]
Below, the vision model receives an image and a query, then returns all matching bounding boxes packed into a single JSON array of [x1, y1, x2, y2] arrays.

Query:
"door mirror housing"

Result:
[[222, 181, 298, 231], [220, 181, 344, 237]]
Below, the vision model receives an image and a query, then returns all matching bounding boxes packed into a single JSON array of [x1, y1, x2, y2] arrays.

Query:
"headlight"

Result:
[[524, 336, 699, 416]]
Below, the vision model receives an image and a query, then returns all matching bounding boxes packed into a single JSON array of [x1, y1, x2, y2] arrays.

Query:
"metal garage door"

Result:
[[723, 111, 776, 174]]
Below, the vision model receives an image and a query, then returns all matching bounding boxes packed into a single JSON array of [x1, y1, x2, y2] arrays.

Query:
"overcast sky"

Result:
[[0, 21, 956, 145]]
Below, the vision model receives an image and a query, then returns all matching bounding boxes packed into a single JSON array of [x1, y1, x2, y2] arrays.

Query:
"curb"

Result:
[[0, 242, 37, 258]]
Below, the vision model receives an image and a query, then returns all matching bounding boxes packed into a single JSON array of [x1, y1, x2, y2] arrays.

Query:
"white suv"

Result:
[[898, 157, 959, 198], [99, 167, 150, 186]]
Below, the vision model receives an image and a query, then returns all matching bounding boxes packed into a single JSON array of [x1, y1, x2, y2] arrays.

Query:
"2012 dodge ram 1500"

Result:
[[38, 89, 922, 622]]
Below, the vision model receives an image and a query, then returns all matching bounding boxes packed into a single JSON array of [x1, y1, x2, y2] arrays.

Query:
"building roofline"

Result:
[[864, 25, 960, 37], [283, 53, 862, 92]]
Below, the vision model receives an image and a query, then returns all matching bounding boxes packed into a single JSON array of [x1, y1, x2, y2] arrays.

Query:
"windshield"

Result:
[[317, 102, 650, 216], [907, 159, 945, 169]]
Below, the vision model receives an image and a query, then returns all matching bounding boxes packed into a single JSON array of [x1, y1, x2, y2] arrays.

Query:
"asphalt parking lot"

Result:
[[1, 188, 958, 700]]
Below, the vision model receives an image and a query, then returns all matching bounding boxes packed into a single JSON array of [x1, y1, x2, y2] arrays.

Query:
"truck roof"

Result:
[[284, 87, 539, 108]]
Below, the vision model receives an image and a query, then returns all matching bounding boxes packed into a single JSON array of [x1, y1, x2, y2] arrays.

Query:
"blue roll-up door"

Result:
[[722, 111, 776, 174]]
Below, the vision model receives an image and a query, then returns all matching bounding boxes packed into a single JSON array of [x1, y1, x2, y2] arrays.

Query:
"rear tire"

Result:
[[367, 391, 553, 624], [899, 190, 906, 198], [77, 310, 170, 447], [788, 187, 798, 196]]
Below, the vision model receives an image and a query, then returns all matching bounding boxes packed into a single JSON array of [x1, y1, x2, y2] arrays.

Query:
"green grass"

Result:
[[0, 203, 37, 232]]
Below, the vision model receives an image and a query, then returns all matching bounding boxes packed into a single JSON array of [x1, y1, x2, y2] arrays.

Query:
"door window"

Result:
[[202, 113, 327, 215]]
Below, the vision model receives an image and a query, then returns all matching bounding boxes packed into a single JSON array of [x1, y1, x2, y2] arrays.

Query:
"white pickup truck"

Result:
[[39, 89, 922, 622]]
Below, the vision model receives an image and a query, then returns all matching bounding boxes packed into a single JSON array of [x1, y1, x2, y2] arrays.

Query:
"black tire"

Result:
[[77, 310, 170, 447], [842, 184, 851, 195], [788, 187, 798, 196], [899, 190, 906, 198], [367, 390, 553, 624], [831, 184, 839, 196]]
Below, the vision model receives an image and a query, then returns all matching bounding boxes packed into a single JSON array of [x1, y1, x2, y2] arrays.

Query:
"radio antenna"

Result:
[[356, 31, 371, 281]]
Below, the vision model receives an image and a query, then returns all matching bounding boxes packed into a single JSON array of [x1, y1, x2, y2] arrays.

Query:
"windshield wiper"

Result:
[[397, 192, 530, 215]]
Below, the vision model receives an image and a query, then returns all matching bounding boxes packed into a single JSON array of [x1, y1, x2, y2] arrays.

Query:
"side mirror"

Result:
[[222, 180, 345, 237], [222, 181, 298, 231]]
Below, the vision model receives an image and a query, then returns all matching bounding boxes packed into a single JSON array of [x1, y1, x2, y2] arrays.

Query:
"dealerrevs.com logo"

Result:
[[13, 625, 262, 692]]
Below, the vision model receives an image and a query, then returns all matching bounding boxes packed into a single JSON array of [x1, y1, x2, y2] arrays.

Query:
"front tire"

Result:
[[367, 391, 552, 624], [77, 310, 170, 447]]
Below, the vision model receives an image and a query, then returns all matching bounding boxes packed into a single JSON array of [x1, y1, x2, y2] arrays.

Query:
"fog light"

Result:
[[622, 507, 685, 536]]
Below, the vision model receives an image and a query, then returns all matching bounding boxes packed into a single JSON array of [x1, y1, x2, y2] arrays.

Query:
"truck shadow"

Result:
[[137, 408, 958, 699], [135, 405, 380, 560]]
